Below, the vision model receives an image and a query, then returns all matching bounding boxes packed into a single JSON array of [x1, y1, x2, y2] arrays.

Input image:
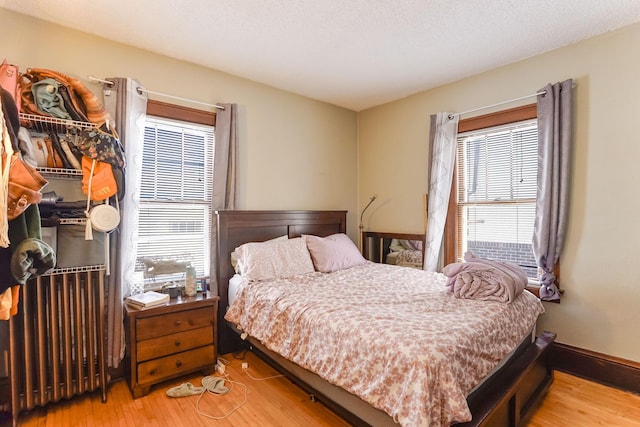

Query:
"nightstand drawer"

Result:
[[136, 307, 214, 340], [137, 326, 213, 362], [137, 345, 215, 385]]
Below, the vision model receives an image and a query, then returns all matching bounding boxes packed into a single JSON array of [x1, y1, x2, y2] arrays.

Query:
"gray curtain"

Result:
[[103, 78, 147, 368], [209, 103, 238, 294], [533, 79, 572, 301], [424, 112, 458, 271]]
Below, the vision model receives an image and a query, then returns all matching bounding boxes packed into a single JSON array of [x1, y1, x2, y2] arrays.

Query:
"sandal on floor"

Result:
[[166, 382, 205, 397], [202, 376, 229, 395]]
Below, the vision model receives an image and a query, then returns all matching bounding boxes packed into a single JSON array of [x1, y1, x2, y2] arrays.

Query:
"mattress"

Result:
[[228, 273, 244, 308], [225, 263, 544, 426], [231, 321, 534, 427]]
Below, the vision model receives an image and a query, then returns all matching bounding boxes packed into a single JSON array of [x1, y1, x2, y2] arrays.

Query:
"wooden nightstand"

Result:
[[124, 293, 219, 398]]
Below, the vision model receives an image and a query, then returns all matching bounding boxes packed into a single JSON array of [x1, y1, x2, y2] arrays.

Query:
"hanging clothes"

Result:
[[0, 90, 14, 247], [0, 87, 56, 316], [0, 285, 20, 320]]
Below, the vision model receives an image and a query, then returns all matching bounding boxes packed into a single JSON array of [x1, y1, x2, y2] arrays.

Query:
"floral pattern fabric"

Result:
[[395, 249, 424, 266], [225, 262, 544, 426]]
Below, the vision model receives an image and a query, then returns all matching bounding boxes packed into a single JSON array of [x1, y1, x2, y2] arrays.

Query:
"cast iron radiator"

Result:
[[7, 269, 107, 425]]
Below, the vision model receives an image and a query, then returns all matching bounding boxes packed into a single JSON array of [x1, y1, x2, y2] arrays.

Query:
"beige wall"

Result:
[[358, 23, 640, 361], [2, 9, 639, 362], [0, 9, 359, 237]]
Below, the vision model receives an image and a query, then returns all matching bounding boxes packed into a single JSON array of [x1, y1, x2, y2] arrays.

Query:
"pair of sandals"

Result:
[[166, 376, 229, 398]]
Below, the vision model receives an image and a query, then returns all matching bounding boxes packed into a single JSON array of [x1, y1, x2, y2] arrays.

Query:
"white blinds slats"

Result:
[[137, 117, 214, 283], [455, 119, 539, 278]]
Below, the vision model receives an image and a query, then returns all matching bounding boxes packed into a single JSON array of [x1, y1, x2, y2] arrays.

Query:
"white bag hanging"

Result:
[[84, 159, 120, 240]]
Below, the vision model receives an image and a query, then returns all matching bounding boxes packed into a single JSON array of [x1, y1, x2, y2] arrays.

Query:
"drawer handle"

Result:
[[176, 360, 182, 368], [174, 340, 181, 347], [174, 320, 181, 326]]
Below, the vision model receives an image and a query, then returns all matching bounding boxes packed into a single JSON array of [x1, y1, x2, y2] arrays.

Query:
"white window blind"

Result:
[[456, 119, 539, 279], [137, 116, 214, 285]]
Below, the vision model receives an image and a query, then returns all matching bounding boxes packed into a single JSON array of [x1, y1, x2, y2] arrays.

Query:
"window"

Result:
[[136, 101, 215, 286], [446, 105, 540, 282]]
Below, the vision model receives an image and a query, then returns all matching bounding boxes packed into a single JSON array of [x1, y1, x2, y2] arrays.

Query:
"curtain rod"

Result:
[[448, 90, 546, 120], [87, 75, 225, 111]]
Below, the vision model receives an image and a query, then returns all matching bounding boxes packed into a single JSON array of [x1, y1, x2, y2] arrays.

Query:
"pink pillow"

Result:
[[305, 233, 366, 273]]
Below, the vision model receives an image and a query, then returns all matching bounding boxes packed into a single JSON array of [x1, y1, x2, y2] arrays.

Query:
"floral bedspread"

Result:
[[395, 249, 424, 266], [225, 262, 544, 426]]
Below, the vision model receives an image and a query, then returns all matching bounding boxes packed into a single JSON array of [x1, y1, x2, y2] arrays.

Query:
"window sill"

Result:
[[525, 284, 561, 303]]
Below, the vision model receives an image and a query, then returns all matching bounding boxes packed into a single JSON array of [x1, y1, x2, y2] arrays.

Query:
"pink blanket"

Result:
[[443, 252, 528, 303]]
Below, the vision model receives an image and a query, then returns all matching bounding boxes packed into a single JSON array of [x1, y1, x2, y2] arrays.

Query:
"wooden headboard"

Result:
[[215, 210, 347, 354]]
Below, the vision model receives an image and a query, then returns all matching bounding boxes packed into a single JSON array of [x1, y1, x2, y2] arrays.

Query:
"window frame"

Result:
[[138, 100, 216, 288], [147, 99, 216, 127], [443, 103, 547, 298]]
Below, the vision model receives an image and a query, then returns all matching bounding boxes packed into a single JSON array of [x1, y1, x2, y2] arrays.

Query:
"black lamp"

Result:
[[358, 195, 377, 250]]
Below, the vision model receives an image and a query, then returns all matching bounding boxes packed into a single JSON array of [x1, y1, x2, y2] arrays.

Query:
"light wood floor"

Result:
[[9, 350, 640, 427], [526, 369, 640, 427]]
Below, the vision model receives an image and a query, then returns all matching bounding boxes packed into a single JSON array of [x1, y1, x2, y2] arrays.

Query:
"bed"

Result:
[[215, 210, 555, 427]]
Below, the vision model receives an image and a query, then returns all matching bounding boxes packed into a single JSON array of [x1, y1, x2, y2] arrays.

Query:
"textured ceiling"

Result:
[[2, 0, 640, 111]]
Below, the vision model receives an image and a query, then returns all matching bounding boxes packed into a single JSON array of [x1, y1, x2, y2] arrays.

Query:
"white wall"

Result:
[[358, 23, 640, 361]]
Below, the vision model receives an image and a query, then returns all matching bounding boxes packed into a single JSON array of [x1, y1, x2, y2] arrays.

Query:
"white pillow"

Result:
[[305, 233, 366, 273], [231, 235, 288, 273], [235, 237, 315, 281]]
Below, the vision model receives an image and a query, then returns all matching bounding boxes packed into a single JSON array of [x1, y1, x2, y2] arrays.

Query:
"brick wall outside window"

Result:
[[468, 241, 538, 279]]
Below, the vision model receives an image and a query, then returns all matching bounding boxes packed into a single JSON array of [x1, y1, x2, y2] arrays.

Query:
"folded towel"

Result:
[[443, 251, 527, 303]]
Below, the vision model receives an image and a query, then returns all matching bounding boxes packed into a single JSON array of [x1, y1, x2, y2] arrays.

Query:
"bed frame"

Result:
[[215, 210, 555, 426]]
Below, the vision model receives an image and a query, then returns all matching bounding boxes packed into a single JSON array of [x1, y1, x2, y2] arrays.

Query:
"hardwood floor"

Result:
[[11, 351, 348, 427], [526, 371, 640, 427], [6, 351, 640, 426]]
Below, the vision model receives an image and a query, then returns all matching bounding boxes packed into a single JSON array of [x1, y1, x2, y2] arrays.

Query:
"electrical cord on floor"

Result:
[[217, 356, 231, 367], [241, 362, 285, 381], [195, 370, 248, 421], [192, 357, 289, 421]]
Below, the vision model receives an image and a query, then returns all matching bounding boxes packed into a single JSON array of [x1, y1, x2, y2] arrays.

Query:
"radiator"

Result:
[[6, 269, 107, 426]]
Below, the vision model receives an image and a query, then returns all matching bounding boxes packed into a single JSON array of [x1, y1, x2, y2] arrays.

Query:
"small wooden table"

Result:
[[124, 293, 219, 398]]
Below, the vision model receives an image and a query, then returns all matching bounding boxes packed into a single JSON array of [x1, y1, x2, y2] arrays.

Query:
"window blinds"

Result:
[[137, 117, 215, 282], [455, 119, 539, 278]]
